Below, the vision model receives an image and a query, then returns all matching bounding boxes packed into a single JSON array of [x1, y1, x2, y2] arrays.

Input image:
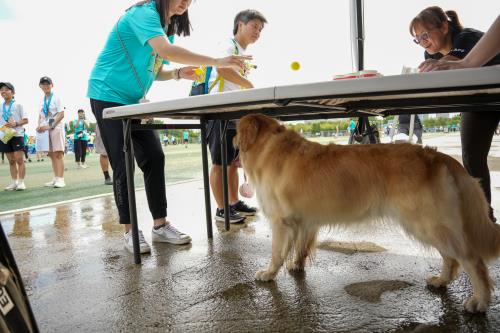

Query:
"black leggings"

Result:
[[74, 139, 88, 163], [461, 112, 500, 213], [90, 99, 167, 224]]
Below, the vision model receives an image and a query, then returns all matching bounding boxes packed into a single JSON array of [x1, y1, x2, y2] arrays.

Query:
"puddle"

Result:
[[345, 280, 411, 303], [318, 241, 387, 254], [218, 282, 253, 300]]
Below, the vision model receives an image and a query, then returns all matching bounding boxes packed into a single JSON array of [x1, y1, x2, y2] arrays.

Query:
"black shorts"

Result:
[[207, 120, 238, 165], [0, 136, 24, 153]]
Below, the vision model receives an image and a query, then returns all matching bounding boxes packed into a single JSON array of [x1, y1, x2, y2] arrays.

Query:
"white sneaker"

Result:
[[15, 182, 26, 191], [5, 181, 17, 191], [81, 164, 89, 169], [54, 179, 66, 188], [152, 223, 192, 245], [124, 230, 151, 254], [44, 179, 56, 187]]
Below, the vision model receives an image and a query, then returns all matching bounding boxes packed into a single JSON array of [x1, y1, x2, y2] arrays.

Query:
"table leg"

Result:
[[409, 114, 415, 141], [200, 119, 213, 238], [123, 119, 141, 264], [220, 121, 230, 231]]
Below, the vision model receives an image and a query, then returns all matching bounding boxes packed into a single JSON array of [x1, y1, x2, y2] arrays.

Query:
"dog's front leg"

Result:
[[255, 219, 290, 281]]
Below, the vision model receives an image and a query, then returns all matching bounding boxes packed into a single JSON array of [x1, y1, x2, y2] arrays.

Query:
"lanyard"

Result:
[[75, 119, 85, 131], [2, 99, 15, 122], [43, 93, 53, 118]]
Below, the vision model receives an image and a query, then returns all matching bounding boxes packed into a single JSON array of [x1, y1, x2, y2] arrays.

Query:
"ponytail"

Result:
[[445, 10, 464, 31]]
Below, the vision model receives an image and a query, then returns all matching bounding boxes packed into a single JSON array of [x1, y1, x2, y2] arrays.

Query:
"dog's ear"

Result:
[[237, 115, 260, 152]]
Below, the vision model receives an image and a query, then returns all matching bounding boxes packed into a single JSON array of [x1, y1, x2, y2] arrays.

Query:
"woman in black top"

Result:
[[410, 6, 500, 223]]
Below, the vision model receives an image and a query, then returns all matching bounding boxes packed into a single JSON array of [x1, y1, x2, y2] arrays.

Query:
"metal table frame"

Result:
[[104, 67, 500, 263]]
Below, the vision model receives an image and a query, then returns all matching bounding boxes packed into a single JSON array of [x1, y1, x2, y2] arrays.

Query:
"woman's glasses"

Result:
[[413, 32, 429, 45]]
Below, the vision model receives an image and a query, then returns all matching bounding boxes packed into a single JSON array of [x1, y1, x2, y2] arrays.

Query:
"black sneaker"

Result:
[[215, 208, 245, 223], [231, 200, 257, 216]]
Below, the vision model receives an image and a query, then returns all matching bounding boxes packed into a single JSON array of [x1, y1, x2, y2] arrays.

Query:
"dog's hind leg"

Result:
[[256, 218, 293, 281], [426, 255, 461, 288], [459, 258, 493, 313], [287, 227, 318, 272]]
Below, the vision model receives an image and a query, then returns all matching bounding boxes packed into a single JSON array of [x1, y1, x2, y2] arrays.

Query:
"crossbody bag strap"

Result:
[[216, 39, 241, 92], [116, 17, 147, 100]]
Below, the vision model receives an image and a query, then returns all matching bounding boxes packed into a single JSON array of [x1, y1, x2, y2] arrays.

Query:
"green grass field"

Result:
[[0, 132, 450, 213], [0, 143, 203, 213]]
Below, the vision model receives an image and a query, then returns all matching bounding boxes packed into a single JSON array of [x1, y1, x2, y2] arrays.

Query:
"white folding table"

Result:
[[104, 67, 500, 263]]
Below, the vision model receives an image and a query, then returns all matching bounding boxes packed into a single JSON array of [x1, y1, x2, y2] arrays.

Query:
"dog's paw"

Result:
[[426, 275, 448, 288], [286, 261, 305, 272], [464, 296, 489, 313], [255, 269, 277, 281]]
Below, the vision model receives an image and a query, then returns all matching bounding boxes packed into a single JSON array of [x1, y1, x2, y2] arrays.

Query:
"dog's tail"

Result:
[[449, 159, 500, 260]]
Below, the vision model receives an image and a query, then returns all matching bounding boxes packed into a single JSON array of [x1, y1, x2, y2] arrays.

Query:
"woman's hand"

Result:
[[215, 55, 253, 71], [37, 125, 50, 132], [5, 118, 15, 128], [178, 66, 199, 81], [418, 55, 463, 72], [418, 59, 440, 72]]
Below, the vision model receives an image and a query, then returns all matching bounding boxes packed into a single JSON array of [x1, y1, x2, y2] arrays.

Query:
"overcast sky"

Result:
[[0, 0, 498, 133]]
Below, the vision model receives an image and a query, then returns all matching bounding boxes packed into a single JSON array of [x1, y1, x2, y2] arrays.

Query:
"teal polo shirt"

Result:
[[87, 2, 171, 105]]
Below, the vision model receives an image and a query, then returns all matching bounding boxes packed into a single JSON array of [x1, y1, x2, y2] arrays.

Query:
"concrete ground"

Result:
[[1, 133, 500, 332]]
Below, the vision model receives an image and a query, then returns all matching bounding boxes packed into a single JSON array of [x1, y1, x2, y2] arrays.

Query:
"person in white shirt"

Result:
[[37, 76, 66, 188], [0, 82, 28, 190], [206, 10, 267, 223]]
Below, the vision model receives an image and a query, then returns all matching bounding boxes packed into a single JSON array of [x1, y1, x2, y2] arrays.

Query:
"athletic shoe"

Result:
[[231, 200, 257, 216], [215, 208, 245, 223], [124, 230, 151, 254], [54, 179, 66, 188], [5, 181, 17, 191], [44, 179, 56, 187], [152, 223, 192, 245], [15, 182, 26, 191], [104, 178, 113, 185], [81, 164, 89, 169]]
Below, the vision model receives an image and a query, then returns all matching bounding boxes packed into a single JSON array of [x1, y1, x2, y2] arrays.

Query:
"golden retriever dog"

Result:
[[234, 113, 500, 313]]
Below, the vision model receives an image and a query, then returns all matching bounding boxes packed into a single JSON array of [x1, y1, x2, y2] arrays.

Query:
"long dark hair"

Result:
[[130, 0, 191, 37], [409, 6, 463, 36]]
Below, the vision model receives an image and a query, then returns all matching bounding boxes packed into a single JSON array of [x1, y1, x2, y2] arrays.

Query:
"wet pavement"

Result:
[[1, 133, 500, 332]]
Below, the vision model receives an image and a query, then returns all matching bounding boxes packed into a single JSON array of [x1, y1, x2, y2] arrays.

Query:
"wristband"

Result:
[[175, 68, 181, 81]]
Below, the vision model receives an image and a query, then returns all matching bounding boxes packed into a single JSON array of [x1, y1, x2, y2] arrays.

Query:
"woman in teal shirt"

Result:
[[88, 0, 250, 254], [73, 109, 89, 169]]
